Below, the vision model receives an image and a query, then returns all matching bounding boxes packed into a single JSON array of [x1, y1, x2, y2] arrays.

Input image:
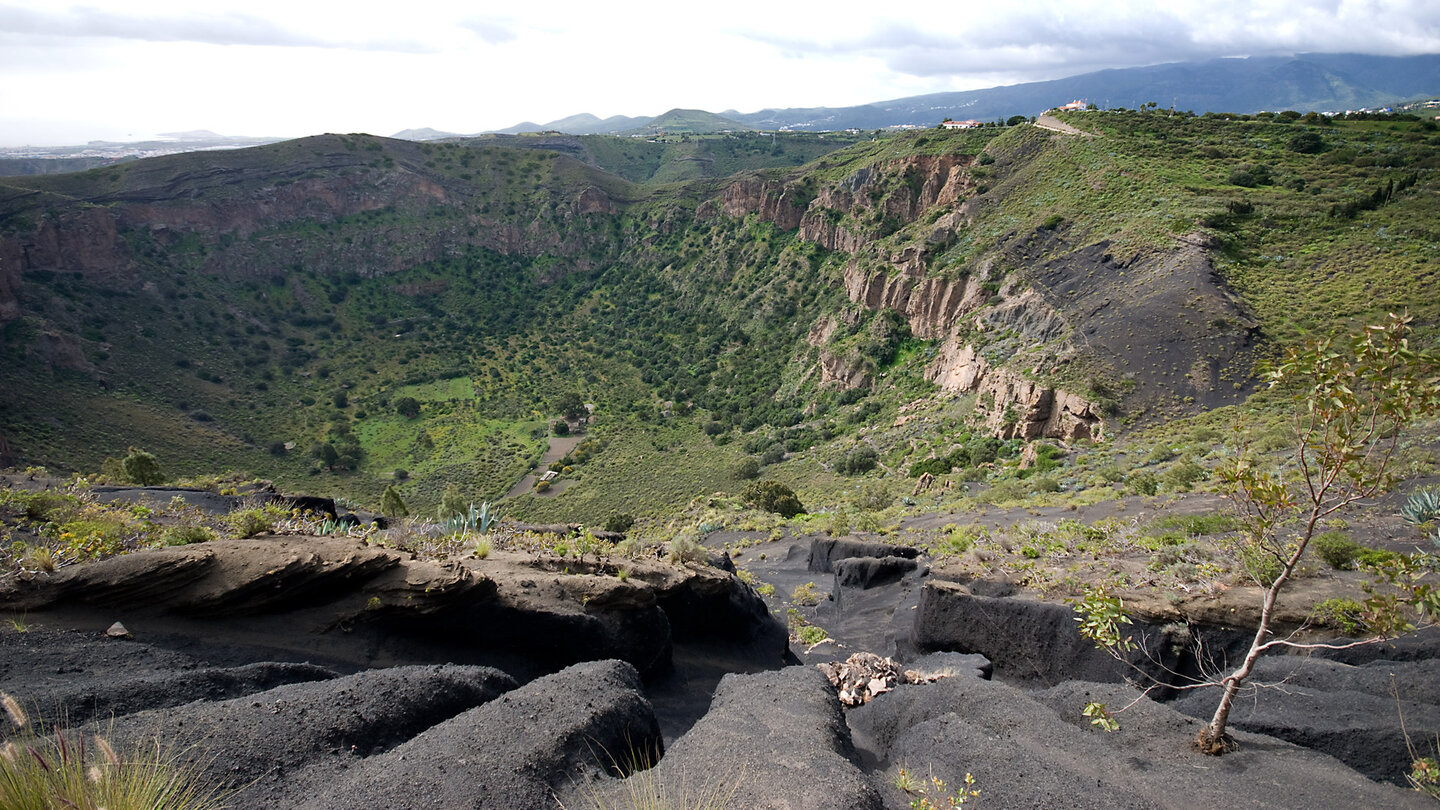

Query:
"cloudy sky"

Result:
[[2, 0, 1438, 146]]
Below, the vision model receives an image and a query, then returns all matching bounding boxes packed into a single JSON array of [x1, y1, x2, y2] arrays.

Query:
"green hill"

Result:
[[1, 111, 1436, 521]]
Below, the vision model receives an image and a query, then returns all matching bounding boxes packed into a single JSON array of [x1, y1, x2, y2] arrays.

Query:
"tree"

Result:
[[121, 447, 164, 486], [552, 419, 570, 436], [1075, 314, 1440, 753], [380, 485, 409, 518], [1195, 312, 1440, 752], [553, 392, 587, 421], [1287, 131, 1325, 154], [438, 484, 467, 520], [394, 396, 421, 418], [741, 479, 805, 518]]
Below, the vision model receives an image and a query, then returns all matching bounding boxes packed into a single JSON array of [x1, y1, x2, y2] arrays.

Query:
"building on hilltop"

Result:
[[941, 119, 982, 129], [1056, 100, 1088, 111]]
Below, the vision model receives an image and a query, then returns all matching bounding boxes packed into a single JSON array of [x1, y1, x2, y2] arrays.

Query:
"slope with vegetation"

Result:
[[0, 108, 1436, 526]]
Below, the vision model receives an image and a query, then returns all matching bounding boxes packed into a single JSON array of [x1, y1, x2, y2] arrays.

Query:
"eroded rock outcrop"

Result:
[[105, 664, 517, 808], [309, 660, 659, 810], [602, 666, 883, 810], [849, 674, 1430, 808], [0, 533, 787, 679]]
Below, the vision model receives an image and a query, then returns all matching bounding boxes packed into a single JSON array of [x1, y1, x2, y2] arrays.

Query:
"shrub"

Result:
[[792, 582, 822, 606], [1125, 471, 1159, 496], [851, 481, 893, 512], [161, 525, 216, 546], [835, 445, 878, 475], [394, 396, 421, 418], [1287, 131, 1325, 153], [740, 480, 805, 518], [760, 443, 786, 466], [1314, 531, 1360, 569], [795, 625, 829, 645], [667, 531, 707, 565], [222, 504, 283, 538], [552, 419, 570, 436], [733, 457, 761, 480], [1161, 459, 1208, 491], [122, 447, 165, 486], [604, 510, 636, 535], [1311, 597, 1368, 634]]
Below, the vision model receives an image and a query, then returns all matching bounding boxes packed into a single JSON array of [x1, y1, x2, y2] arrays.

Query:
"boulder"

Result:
[[307, 660, 659, 810]]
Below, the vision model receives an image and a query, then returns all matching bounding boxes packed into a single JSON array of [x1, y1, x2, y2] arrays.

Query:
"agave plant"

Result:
[[1401, 487, 1440, 528], [443, 502, 498, 534]]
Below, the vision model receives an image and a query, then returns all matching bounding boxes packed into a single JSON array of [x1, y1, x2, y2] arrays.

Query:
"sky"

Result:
[[2, 0, 1438, 146]]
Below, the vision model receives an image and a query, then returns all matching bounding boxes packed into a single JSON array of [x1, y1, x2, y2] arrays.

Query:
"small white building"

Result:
[[1056, 100, 1088, 112], [941, 119, 982, 129]]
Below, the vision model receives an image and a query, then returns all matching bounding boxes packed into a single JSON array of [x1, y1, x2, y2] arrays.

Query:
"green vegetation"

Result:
[[0, 111, 1437, 530]]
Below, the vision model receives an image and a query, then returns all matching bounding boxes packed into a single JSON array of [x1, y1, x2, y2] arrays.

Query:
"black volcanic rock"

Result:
[[850, 675, 1431, 808], [103, 664, 517, 808], [308, 660, 659, 810], [591, 666, 883, 810], [809, 537, 921, 574]]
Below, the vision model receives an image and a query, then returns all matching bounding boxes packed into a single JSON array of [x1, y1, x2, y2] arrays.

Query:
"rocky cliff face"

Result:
[[721, 176, 807, 230], [841, 259, 986, 340], [926, 338, 1102, 441], [807, 315, 872, 390]]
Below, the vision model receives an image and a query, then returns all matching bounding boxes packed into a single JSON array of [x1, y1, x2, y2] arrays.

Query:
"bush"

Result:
[[604, 510, 635, 535], [667, 531, 707, 565], [733, 457, 761, 480], [1160, 459, 1208, 491], [394, 396, 421, 418], [851, 481, 893, 512], [552, 419, 570, 436], [161, 525, 216, 546], [760, 443, 786, 466], [835, 445, 878, 475], [1126, 471, 1159, 496], [741, 480, 805, 518], [222, 504, 283, 538], [122, 447, 165, 486], [792, 582, 822, 606], [1287, 131, 1325, 153], [1314, 531, 1360, 569]]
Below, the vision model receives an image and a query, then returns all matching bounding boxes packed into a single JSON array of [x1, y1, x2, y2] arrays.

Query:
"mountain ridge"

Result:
[[490, 52, 1440, 135]]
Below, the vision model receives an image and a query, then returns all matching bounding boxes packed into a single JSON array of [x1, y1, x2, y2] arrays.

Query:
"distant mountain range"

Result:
[[393, 52, 1440, 140]]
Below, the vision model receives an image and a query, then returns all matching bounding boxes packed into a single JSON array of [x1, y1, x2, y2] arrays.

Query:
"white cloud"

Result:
[[0, 0, 1437, 146]]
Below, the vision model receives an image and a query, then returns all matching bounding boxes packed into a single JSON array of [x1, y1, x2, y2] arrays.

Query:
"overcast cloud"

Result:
[[1, 0, 1437, 146]]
